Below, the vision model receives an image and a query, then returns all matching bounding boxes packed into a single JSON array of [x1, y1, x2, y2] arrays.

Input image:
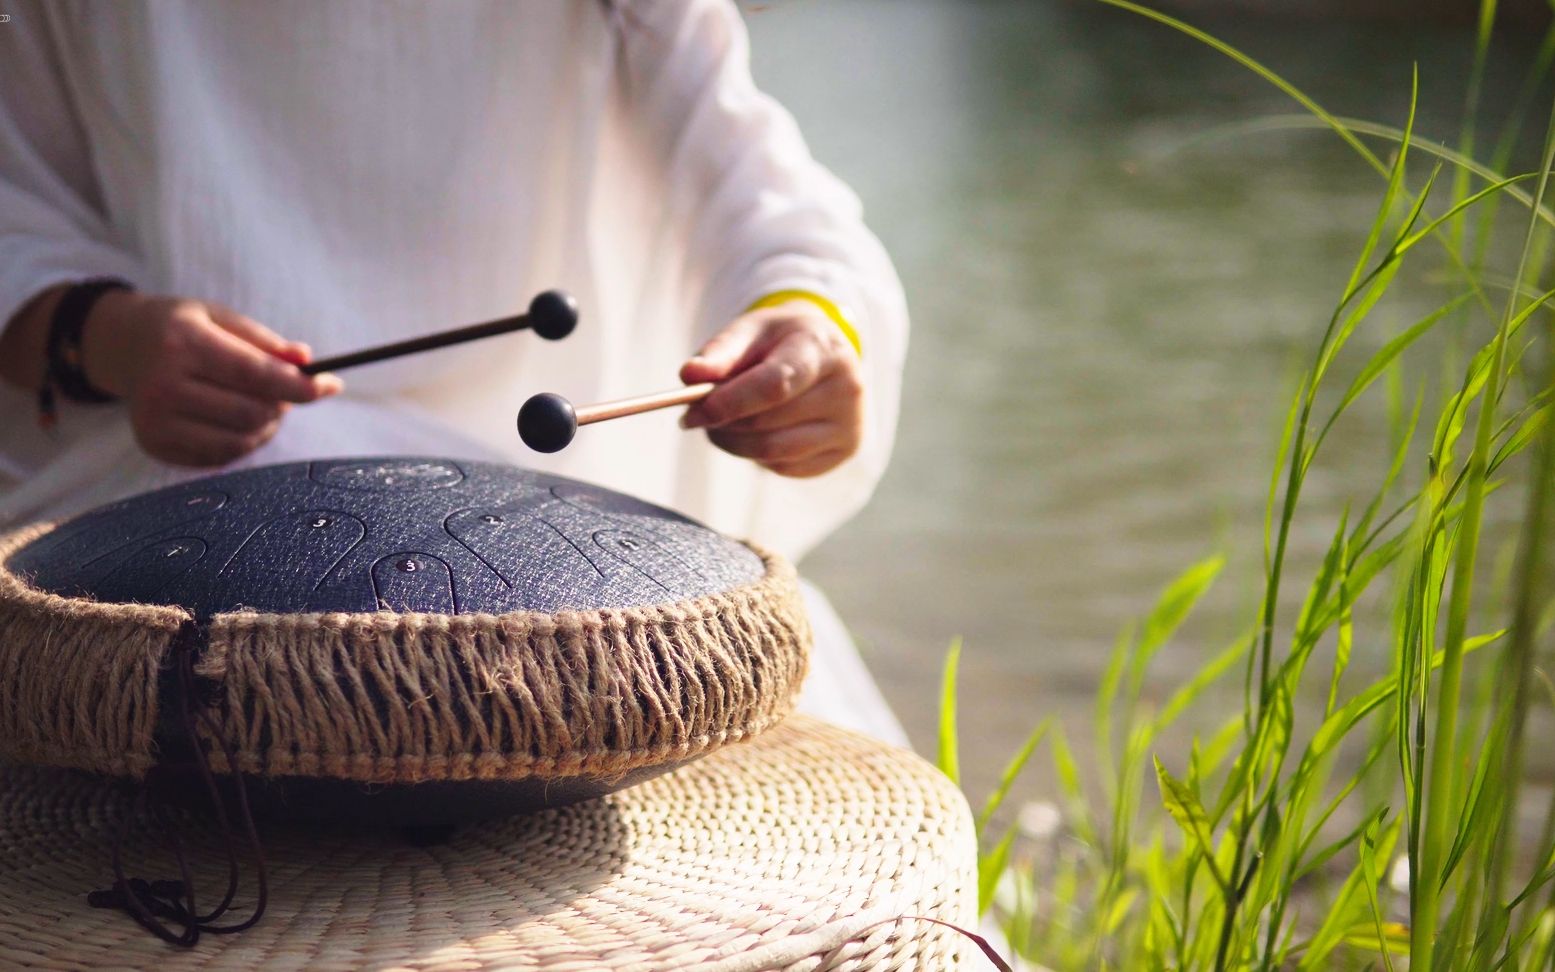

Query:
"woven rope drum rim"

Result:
[[0, 523, 810, 784], [0, 716, 978, 972]]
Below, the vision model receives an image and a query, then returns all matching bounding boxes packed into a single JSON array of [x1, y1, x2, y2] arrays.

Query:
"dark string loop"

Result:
[[852, 916, 1014, 972], [87, 618, 269, 946]]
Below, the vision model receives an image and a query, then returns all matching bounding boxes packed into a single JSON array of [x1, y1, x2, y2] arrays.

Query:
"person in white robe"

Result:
[[0, 1, 908, 746]]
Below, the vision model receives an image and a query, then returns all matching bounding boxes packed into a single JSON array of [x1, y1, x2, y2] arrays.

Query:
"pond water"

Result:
[[748, 1, 1549, 802]]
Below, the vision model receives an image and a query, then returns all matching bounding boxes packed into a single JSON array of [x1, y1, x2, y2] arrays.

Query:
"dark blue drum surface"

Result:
[[9, 457, 764, 617]]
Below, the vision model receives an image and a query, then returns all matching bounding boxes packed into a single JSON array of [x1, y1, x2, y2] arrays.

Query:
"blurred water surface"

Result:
[[747, 0, 1548, 799]]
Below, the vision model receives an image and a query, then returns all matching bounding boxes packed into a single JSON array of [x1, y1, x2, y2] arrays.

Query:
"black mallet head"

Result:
[[527, 290, 579, 341], [517, 392, 578, 453]]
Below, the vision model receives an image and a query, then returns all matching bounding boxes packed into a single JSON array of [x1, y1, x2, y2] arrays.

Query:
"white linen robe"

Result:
[[0, 0, 910, 742]]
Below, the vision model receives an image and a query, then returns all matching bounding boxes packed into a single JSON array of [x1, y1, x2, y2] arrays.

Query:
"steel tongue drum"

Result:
[[0, 457, 810, 826]]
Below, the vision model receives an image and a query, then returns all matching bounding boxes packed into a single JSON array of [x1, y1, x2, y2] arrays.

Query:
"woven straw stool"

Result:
[[0, 716, 978, 971]]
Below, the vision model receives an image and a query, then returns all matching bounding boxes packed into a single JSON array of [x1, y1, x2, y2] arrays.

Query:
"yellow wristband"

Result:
[[744, 289, 862, 358]]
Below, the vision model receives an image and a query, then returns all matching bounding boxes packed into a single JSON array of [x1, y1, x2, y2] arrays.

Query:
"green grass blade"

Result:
[[1398, 174, 1541, 255], [938, 638, 962, 786], [1326, 548, 1354, 719], [1296, 817, 1403, 970], [1194, 115, 1555, 230], [1341, 67, 1419, 297], [1317, 293, 1474, 449], [976, 718, 1051, 833], [1049, 723, 1094, 846], [1090, 1, 1378, 164], [1414, 92, 1555, 972], [1360, 811, 1400, 972], [1449, 0, 1498, 255], [1137, 556, 1225, 663], [1492, 402, 1551, 474], [1155, 632, 1251, 733], [979, 825, 1018, 916], [1155, 756, 1229, 894]]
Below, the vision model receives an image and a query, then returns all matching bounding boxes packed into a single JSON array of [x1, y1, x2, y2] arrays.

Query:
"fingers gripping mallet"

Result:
[[518, 383, 717, 453], [301, 290, 579, 374]]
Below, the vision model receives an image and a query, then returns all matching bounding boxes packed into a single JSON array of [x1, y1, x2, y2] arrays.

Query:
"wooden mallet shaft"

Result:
[[518, 383, 716, 453], [575, 383, 715, 425], [301, 290, 578, 375]]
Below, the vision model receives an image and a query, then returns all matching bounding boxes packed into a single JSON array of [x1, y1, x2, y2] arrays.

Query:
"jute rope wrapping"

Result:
[[0, 523, 186, 778], [0, 524, 809, 783], [0, 717, 980, 971]]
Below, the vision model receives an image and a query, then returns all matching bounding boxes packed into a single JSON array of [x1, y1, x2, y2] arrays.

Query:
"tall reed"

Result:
[[940, 3, 1555, 968]]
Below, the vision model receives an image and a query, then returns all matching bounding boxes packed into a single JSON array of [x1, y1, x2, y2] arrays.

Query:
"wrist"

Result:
[[78, 288, 144, 397], [744, 289, 862, 358]]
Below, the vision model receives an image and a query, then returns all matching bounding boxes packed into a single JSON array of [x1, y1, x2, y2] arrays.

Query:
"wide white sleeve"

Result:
[[614, 0, 909, 555], [0, 4, 142, 335]]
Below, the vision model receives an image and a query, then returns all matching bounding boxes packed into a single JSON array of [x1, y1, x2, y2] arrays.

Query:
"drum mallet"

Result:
[[518, 383, 716, 453], [301, 290, 578, 374]]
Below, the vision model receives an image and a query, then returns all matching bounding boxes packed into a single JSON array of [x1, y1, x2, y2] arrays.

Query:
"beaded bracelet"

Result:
[[37, 278, 132, 429]]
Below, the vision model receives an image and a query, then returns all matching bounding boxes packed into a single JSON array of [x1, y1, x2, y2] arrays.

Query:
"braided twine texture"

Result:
[[0, 524, 810, 783], [0, 716, 978, 971]]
